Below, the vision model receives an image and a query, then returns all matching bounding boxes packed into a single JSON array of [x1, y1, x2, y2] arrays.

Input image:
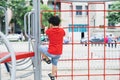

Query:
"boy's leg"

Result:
[[52, 65, 57, 76], [48, 73, 55, 80], [41, 52, 51, 64], [41, 52, 50, 61], [51, 56, 60, 76], [48, 56, 60, 80], [48, 65, 57, 80], [39, 45, 51, 64]]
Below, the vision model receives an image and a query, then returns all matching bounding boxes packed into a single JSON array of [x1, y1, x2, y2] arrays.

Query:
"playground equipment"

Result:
[[0, 0, 120, 80], [0, 31, 16, 80], [41, 0, 120, 80], [0, 0, 41, 80]]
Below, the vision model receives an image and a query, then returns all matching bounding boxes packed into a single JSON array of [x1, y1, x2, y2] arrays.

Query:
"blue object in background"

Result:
[[64, 38, 69, 44], [68, 24, 88, 32]]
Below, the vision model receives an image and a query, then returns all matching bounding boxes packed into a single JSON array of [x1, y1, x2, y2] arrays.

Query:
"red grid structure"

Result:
[[41, 1, 120, 80]]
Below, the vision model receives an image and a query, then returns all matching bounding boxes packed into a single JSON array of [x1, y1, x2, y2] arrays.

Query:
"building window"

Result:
[[76, 6, 82, 15], [108, 4, 112, 9], [85, 6, 88, 15]]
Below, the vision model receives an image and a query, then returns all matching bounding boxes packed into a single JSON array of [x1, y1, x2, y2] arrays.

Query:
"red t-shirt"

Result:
[[46, 27, 65, 55]]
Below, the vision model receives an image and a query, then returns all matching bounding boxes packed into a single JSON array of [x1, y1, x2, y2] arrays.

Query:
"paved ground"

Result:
[[0, 42, 120, 80]]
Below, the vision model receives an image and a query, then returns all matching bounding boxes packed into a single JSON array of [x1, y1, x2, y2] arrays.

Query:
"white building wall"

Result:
[[96, 4, 104, 26], [61, 2, 88, 42], [61, 3, 73, 40], [61, 3, 72, 27], [61, 2, 114, 42], [95, 2, 115, 27]]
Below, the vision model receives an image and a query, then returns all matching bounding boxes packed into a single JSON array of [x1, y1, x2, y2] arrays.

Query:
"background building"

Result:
[[42, 0, 119, 42]]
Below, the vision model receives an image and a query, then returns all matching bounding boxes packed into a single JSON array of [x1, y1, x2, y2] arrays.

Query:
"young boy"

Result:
[[39, 16, 65, 80]]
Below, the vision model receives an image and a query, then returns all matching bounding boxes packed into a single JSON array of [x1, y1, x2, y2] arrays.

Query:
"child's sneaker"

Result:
[[48, 73, 55, 80]]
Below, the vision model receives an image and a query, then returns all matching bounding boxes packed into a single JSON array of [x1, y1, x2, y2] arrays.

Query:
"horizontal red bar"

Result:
[[59, 58, 120, 61], [56, 74, 120, 77]]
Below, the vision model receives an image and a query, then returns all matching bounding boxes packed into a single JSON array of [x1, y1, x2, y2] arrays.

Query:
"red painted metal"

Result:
[[41, 1, 120, 80], [0, 52, 34, 63]]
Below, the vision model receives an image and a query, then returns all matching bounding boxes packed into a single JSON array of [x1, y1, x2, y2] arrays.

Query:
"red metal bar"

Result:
[[54, 1, 57, 16], [57, 73, 120, 77], [88, 2, 90, 80], [88, 2, 105, 4], [119, 55, 120, 80], [103, 2, 106, 80], [71, 3, 74, 80], [41, 1, 120, 80], [0, 52, 34, 63], [40, 10, 120, 15], [59, 58, 120, 61]]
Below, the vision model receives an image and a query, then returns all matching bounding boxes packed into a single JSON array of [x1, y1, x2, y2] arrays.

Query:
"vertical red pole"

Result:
[[103, 2, 106, 80], [54, 1, 57, 79], [88, 3, 90, 80], [119, 55, 120, 80], [71, 3, 74, 80], [54, 1, 56, 16]]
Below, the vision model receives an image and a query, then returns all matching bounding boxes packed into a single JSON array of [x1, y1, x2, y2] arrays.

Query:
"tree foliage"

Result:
[[107, 1, 120, 26], [0, 0, 7, 21], [0, 0, 7, 12], [0, 1, 58, 33], [40, 4, 54, 28], [0, 0, 8, 33], [8, 0, 32, 31], [0, 0, 32, 33]]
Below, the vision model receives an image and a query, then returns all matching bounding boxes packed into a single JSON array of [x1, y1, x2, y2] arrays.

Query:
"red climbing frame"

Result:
[[41, 1, 120, 80], [46, 1, 120, 80]]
